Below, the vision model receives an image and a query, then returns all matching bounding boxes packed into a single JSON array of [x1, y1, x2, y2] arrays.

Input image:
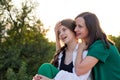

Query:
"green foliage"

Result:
[[6, 68, 17, 80], [17, 61, 29, 80], [108, 35, 120, 53], [0, 0, 56, 80]]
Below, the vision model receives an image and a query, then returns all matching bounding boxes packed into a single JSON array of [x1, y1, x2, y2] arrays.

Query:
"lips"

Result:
[[76, 33, 81, 37], [61, 36, 67, 41]]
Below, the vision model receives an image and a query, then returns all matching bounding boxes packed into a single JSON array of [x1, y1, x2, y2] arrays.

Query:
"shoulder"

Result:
[[90, 40, 104, 48], [87, 40, 110, 63]]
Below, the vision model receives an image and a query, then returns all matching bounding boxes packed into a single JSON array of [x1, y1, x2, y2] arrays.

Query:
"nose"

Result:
[[74, 26, 78, 32]]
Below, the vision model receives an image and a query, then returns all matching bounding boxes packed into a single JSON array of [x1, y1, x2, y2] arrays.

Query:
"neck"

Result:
[[66, 40, 78, 52]]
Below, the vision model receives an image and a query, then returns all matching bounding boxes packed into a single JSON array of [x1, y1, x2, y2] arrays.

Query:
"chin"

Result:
[[77, 36, 81, 39]]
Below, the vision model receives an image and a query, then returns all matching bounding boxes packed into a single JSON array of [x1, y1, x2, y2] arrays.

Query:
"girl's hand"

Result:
[[33, 74, 42, 80], [33, 74, 50, 80], [54, 21, 61, 38], [54, 21, 62, 51]]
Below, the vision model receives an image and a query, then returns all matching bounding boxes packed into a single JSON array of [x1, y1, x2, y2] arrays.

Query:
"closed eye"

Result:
[[78, 25, 83, 28], [62, 28, 67, 31]]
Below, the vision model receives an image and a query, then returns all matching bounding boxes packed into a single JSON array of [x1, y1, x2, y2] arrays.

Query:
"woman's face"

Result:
[[58, 25, 75, 44], [74, 17, 89, 41]]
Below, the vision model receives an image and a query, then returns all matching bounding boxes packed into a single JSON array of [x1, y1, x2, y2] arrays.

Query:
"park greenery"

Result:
[[0, 0, 120, 80]]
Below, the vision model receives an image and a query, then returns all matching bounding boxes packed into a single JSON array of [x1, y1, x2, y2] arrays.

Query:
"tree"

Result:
[[0, 0, 55, 79], [108, 35, 120, 53]]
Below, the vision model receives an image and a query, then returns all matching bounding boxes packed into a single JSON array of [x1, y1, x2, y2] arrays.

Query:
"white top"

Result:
[[54, 44, 92, 80]]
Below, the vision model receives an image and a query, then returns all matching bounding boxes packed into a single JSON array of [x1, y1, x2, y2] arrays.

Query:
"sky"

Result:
[[13, 0, 120, 41]]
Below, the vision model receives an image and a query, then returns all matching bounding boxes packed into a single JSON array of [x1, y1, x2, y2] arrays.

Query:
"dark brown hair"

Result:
[[51, 19, 76, 67], [75, 12, 114, 49]]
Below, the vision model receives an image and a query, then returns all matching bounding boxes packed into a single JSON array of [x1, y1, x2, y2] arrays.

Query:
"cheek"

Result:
[[83, 29, 89, 37], [58, 34, 62, 39]]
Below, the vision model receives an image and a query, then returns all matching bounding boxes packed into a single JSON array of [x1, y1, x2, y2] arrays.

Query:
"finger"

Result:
[[55, 21, 61, 28], [56, 21, 61, 25]]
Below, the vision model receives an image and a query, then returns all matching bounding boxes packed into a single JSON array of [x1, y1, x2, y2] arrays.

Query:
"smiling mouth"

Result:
[[76, 33, 81, 36], [62, 36, 67, 41]]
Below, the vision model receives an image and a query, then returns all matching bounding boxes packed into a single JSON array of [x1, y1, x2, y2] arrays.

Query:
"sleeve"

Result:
[[87, 41, 109, 63]]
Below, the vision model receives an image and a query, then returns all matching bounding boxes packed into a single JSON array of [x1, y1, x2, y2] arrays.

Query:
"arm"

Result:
[[75, 56, 98, 76], [75, 42, 99, 76], [54, 22, 61, 51]]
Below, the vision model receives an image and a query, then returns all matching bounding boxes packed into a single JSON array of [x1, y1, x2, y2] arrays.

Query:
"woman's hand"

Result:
[[76, 42, 88, 60], [75, 42, 88, 75], [78, 42, 88, 52]]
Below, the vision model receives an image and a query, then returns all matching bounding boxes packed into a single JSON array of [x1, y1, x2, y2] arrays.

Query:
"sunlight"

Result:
[[36, 0, 120, 42], [13, 0, 120, 42]]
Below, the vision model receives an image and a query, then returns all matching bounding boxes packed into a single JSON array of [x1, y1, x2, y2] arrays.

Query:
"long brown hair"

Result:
[[51, 19, 76, 67], [75, 12, 114, 49]]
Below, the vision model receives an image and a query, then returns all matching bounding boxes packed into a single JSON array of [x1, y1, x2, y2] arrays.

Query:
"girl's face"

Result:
[[58, 25, 75, 44], [74, 17, 89, 41]]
